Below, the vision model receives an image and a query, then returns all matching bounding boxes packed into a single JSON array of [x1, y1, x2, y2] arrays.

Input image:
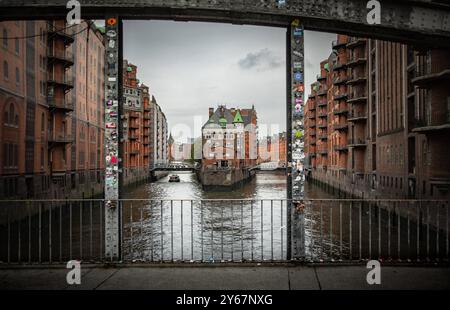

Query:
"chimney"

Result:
[[209, 108, 214, 118]]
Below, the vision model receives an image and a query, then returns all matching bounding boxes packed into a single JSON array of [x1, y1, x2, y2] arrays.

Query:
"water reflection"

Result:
[[121, 172, 339, 261]]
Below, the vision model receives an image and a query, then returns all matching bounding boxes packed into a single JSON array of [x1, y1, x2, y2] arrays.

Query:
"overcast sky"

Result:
[[123, 20, 335, 142]]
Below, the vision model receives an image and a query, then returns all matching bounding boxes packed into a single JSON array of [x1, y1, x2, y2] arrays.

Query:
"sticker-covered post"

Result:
[[289, 20, 306, 260], [104, 16, 121, 261]]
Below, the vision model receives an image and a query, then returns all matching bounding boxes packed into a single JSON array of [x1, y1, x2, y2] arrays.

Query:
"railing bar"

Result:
[[7, 209, 10, 264], [271, 200, 274, 262], [436, 204, 439, 259], [427, 204, 430, 261], [140, 206, 144, 261], [120, 201, 123, 262], [211, 202, 214, 262], [251, 200, 254, 261], [151, 201, 154, 262], [359, 203, 362, 261], [281, 200, 284, 260], [261, 200, 264, 261], [339, 202, 343, 261], [417, 202, 420, 260], [38, 204, 42, 263], [70, 202, 72, 260], [407, 204, 410, 261], [231, 203, 234, 261], [369, 202, 371, 259], [221, 204, 224, 261], [18, 209, 21, 264], [160, 200, 163, 262], [241, 200, 244, 262], [49, 202, 52, 263], [378, 203, 381, 259], [447, 203, 449, 261], [171, 200, 174, 262], [201, 201, 204, 262], [90, 200, 93, 260], [27, 202, 30, 264], [330, 205, 333, 260], [181, 200, 184, 262], [349, 201, 352, 260], [320, 203, 323, 261], [388, 207, 391, 260], [191, 200, 193, 262], [130, 203, 133, 261], [80, 202, 83, 261], [99, 201, 103, 261], [397, 202, 401, 260], [60, 204, 62, 262]]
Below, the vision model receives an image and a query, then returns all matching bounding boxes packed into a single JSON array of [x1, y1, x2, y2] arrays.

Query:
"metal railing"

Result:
[[0, 199, 448, 264]]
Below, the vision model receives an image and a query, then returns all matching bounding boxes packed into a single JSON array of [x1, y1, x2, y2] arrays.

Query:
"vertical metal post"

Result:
[[201, 201, 204, 262], [190, 200, 193, 261], [80, 202, 83, 260], [49, 202, 52, 263], [231, 203, 234, 261], [221, 204, 224, 261], [7, 209, 10, 264], [271, 200, 274, 261], [281, 200, 284, 260], [70, 202, 72, 260], [349, 201, 353, 260], [368, 203, 371, 259], [241, 201, 244, 261], [181, 200, 184, 261], [130, 203, 133, 261], [289, 20, 305, 260], [38, 204, 42, 263], [160, 200, 163, 261], [104, 15, 122, 261], [261, 200, 264, 260], [90, 201, 93, 260], [251, 200, 254, 261], [170, 200, 173, 262]]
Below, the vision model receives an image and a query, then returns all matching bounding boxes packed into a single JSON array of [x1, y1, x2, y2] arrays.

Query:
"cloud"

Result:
[[238, 48, 283, 71]]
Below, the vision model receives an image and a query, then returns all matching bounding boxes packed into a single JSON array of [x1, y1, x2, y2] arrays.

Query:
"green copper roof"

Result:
[[233, 110, 244, 123], [219, 117, 227, 124], [324, 63, 330, 72]]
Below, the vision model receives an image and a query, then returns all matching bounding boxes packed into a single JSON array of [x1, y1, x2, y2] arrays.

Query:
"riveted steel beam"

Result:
[[0, 0, 450, 47]]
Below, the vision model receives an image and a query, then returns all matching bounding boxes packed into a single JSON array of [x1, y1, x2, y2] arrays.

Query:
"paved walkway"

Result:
[[0, 265, 449, 290]]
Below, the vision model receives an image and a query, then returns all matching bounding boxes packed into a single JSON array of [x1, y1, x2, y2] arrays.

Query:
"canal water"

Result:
[[121, 172, 343, 262]]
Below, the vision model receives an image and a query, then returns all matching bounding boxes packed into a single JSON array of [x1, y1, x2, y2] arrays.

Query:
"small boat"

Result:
[[169, 174, 180, 182]]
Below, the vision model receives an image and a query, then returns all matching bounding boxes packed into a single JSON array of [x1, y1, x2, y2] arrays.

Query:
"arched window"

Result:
[[3, 60, 8, 80], [8, 104, 14, 125], [2, 28, 7, 48], [41, 113, 45, 132]]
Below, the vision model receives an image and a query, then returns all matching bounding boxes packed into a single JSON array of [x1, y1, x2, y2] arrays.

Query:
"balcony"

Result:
[[318, 148, 328, 155], [309, 131, 316, 136], [47, 49, 74, 68], [347, 76, 367, 85], [333, 108, 348, 116], [129, 135, 138, 141], [318, 134, 328, 140], [334, 145, 348, 152], [308, 122, 316, 128], [347, 57, 367, 67], [348, 111, 367, 122], [333, 93, 348, 101], [317, 100, 327, 107], [348, 138, 367, 147], [129, 123, 139, 129], [333, 123, 348, 131], [308, 93, 316, 99], [130, 150, 139, 155], [332, 62, 347, 71], [144, 123, 151, 128], [47, 25, 74, 45], [333, 76, 348, 85], [308, 104, 316, 111], [317, 123, 327, 129], [144, 106, 152, 112], [317, 73, 326, 81], [47, 74, 74, 92], [317, 111, 327, 118], [144, 115, 151, 120], [317, 87, 328, 96], [347, 94, 368, 104], [143, 139, 150, 145], [129, 112, 139, 119], [332, 39, 347, 49], [48, 97, 74, 112], [412, 66, 450, 88], [346, 37, 366, 48], [48, 132, 74, 147], [308, 113, 316, 119], [411, 118, 450, 134], [309, 152, 316, 157]]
